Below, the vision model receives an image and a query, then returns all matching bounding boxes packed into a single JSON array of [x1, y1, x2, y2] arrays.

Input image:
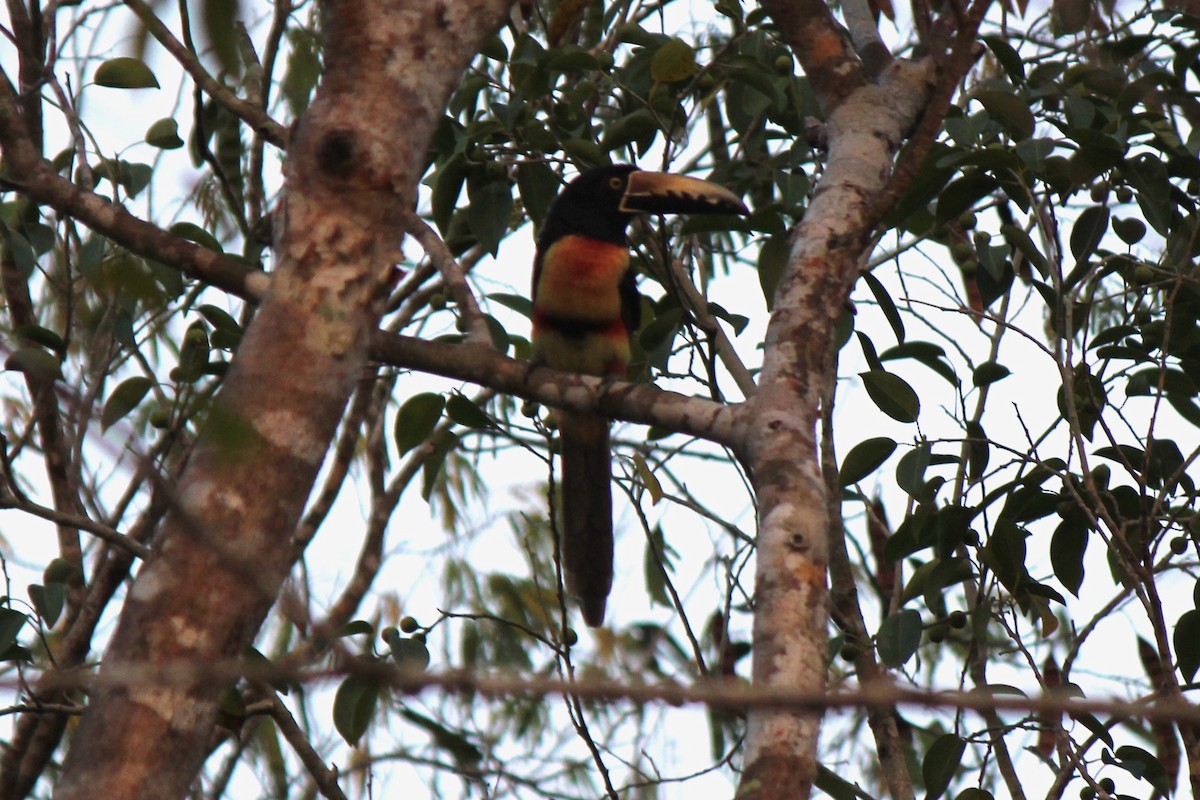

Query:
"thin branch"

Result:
[[267, 695, 350, 800], [402, 211, 492, 346], [121, 0, 288, 147], [664, 244, 757, 399], [0, 494, 151, 560]]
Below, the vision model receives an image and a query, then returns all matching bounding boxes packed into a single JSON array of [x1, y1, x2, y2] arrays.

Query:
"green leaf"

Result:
[[1069, 205, 1109, 266], [839, 437, 897, 487], [399, 707, 483, 766], [333, 673, 381, 746], [757, 232, 789, 309], [650, 38, 698, 83], [488, 292, 533, 319], [1175, 609, 1200, 681], [858, 332, 882, 371], [282, 27, 321, 116], [1076, 707, 1114, 748], [1112, 216, 1146, 245], [972, 361, 1010, 387], [706, 302, 750, 336], [421, 431, 459, 502], [145, 118, 184, 149], [644, 525, 676, 607], [446, 393, 493, 429], [601, 108, 660, 152], [639, 307, 683, 357], [101, 377, 155, 430], [15, 325, 66, 356], [982, 520, 1029, 594], [517, 161, 559, 229], [1113, 744, 1171, 792], [384, 632, 432, 671], [861, 271, 905, 344], [430, 157, 467, 234], [199, 0, 240, 73], [896, 443, 931, 498], [546, 46, 603, 72], [965, 420, 988, 481], [169, 222, 223, 253], [815, 764, 871, 800], [973, 90, 1035, 140], [94, 57, 160, 89], [1050, 518, 1088, 597], [1058, 364, 1106, 441], [197, 304, 242, 333], [560, 138, 610, 167], [5, 347, 62, 382], [1000, 224, 1048, 277], [337, 620, 374, 638], [954, 790, 994, 800], [28, 583, 65, 628], [0, 608, 29, 659], [880, 341, 957, 386], [467, 180, 513, 256], [395, 393, 445, 456], [876, 609, 922, 668], [922, 733, 967, 800], [981, 35, 1024, 82], [632, 453, 664, 505], [860, 370, 920, 423], [900, 557, 973, 606]]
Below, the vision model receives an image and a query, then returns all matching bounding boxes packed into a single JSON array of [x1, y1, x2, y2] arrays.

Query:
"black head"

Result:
[[537, 165, 642, 248]]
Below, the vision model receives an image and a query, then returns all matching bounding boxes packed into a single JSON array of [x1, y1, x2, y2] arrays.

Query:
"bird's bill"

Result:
[[618, 171, 749, 217]]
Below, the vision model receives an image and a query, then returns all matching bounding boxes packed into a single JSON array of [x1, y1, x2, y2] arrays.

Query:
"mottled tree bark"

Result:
[[735, 55, 938, 800], [51, 2, 512, 797]]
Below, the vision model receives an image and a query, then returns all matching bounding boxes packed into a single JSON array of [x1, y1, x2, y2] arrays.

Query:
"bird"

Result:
[[530, 164, 748, 626]]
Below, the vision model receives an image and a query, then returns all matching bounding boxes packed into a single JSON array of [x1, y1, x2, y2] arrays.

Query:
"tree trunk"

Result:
[[52, 2, 513, 797]]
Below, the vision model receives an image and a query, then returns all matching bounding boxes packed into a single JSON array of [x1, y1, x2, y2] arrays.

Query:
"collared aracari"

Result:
[[531, 164, 748, 626]]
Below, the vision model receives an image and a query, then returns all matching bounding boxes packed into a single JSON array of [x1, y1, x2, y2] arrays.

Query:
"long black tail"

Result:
[[557, 410, 613, 627]]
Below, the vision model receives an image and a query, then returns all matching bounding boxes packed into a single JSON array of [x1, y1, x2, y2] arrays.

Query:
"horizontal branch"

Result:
[[0, 69, 268, 300], [0, 497, 151, 560], [370, 332, 746, 449], [25, 658, 1194, 727]]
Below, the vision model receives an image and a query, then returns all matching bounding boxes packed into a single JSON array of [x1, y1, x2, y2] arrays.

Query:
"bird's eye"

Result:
[[609, 176, 624, 190]]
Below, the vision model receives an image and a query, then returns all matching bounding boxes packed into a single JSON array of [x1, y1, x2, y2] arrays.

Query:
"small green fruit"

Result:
[[949, 610, 968, 629], [399, 616, 419, 633], [1171, 536, 1188, 555]]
